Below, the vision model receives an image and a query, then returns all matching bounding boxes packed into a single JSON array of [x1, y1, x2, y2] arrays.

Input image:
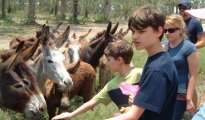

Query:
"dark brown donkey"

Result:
[[79, 22, 118, 69], [0, 40, 47, 119], [98, 27, 130, 89]]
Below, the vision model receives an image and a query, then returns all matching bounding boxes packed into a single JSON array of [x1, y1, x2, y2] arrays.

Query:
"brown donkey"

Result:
[[0, 40, 47, 119]]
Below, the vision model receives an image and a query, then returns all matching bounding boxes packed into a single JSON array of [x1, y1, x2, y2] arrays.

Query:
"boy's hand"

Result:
[[119, 107, 130, 114], [128, 91, 135, 105], [186, 99, 195, 113], [51, 112, 71, 120]]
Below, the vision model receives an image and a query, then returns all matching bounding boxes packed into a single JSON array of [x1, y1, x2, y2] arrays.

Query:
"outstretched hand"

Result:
[[119, 106, 130, 114], [128, 91, 135, 105], [51, 112, 71, 120], [186, 100, 196, 113]]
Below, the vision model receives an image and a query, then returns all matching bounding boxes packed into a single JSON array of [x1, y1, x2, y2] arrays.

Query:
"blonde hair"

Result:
[[165, 14, 187, 39]]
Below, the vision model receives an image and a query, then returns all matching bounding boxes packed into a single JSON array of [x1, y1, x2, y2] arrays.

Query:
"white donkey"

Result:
[[34, 26, 73, 94]]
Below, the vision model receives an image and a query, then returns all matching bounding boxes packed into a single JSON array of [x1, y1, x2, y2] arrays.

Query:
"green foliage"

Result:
[[67, 16, 80, 24], [74, 103, 118, 120], [0, 109, 24, 120], [93, 15, 108, 23], [0, 17, 16, 26]]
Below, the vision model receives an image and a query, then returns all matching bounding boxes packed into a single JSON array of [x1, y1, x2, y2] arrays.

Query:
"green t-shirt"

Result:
[[92, 68, 142, 108]]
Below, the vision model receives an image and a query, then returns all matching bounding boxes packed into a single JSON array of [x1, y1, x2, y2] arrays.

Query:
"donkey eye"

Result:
[[22, 79, 30, 86], [47, 60, 53, 63], [68, 48, 73, 52], [14, 83, 24, 88]]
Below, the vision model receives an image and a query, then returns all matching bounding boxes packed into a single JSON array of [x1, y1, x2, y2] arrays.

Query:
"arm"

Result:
[[186, 51, 199, 113], [52, 99, 99, 120], [195, 34, 205, 49], [106, 104, 145, 120]]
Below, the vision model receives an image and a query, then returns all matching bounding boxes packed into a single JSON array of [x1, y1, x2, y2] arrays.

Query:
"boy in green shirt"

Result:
[[52, 40, 142, 120]]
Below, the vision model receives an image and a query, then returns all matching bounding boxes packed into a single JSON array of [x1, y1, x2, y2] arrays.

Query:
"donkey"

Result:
[[0, 40, 47, 119], [39, 26, 96, 119], [79, 22, 118, 69], [33, 26, 73, 94], [43, 60, 95, 119], [98, 27, 130, 89], [9, 22, 63, 50]]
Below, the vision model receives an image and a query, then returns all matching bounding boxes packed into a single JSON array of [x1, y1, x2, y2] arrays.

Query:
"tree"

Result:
[[50, 0, 55, 14], [28, 0, 36, 23], [72, 0, 78, 23], [84, 0, 89, 18], [61, 0, 66, 20], [1, 0, 6, 19], [54, 0, 59, 16], [103, 0, 110, 22], [7, 0, 12, 13], [19, 0, 25, 10]]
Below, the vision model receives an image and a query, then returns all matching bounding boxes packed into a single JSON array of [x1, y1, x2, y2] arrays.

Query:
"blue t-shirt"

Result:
[[133, 52, 178, 120], [185, 17, 204, 44], [163, 40, 196, 93]]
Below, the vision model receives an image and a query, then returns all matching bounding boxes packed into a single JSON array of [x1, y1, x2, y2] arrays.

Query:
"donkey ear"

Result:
[[15, 41, 25, 53], [122, 28, 129, 36], [53, 22, 63, 33], [42, 24, 46, 29], [118, 28, 123, 34], [20, 38, 40, 61], [7, 54, 19, 70], [105, 21, 112, 36], [110, 22, 119, 34], [55, 25, 70, 48], [66, 60, 80, 74], [78, 28, 92, 41], [41, 26, 50, 47]]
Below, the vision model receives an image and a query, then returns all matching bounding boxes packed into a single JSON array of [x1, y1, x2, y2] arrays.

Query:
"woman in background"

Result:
[[163, 14, 198, 120]]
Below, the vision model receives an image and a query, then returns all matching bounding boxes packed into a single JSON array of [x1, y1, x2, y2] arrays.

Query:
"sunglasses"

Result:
[[164, 28, 179, 34]]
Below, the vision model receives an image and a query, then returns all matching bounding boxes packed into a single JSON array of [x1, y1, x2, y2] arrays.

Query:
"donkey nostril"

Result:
[[64, 81, 68, 86], [30, 110, 38, 116], [39, 107, 44, 112]]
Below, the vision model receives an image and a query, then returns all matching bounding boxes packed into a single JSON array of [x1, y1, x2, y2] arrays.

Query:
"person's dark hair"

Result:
[[104, 40, 133, 64], [128, 5, 165, 40]]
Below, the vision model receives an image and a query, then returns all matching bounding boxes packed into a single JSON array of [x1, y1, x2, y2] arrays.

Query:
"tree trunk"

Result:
[[28, 0, 36, 23], [7, 0, 12, 13], [103, 0, 110, 22], [84, 0, 89, 18], [19, 0, 25, 10], [50, 0, 55, 14], [1, 0, 6, 19], [72, 0, 78, 23], [61, 0, 66, 20], [54, 0, 59, 16]]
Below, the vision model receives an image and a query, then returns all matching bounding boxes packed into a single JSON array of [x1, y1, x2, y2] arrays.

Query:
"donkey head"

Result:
[[80, 22, 118, 69], [0, 40, 46, 119], [36, 26, 73, 90]]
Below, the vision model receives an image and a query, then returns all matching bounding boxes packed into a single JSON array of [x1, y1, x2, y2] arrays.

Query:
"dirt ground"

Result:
[[0, 23, 129, 49]]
